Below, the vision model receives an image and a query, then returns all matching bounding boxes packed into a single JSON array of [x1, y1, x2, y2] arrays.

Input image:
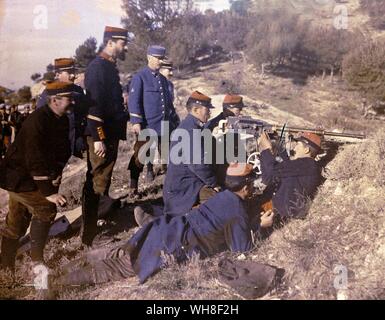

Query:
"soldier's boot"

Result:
[[0, 236, 19, 271], [30, 219, 51, 263], [80, 186, 100, 247], [128, 178, 140, 196], [134, 206, 155, 227], [145, 163, 155, 183]]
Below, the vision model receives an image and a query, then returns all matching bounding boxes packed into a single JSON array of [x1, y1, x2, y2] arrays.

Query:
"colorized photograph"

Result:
[[0, 0, 384, 304]]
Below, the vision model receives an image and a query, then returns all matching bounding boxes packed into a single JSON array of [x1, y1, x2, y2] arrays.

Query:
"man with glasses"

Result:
[[128, 45, 179, 192]]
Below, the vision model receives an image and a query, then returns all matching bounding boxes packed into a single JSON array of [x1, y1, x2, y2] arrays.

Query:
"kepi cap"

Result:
[[223, 94, 245, 109], [187, 91, 214, 109], [104, 26, 129, 41], [54, 58, 76, 72], [147, 45, 166, 58], [46, 81, 79, 98], [293, 132, 322, 151]]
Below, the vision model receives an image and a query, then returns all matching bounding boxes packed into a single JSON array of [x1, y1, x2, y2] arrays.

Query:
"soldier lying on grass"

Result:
[[52, 163, 274, 288]]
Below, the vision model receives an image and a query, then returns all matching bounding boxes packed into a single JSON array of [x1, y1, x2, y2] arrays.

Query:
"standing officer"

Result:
[[159, 59, 175, 103], [37, 58, 88, 158], [81, 26, 129, 246], [37, 59, 81, 108], [127, 45, 179, 191], [0, 82, 76, 270]]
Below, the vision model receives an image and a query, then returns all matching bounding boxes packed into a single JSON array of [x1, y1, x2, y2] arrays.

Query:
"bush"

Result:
[[342, 40, 385, 102], [252, 129, 385, 299]]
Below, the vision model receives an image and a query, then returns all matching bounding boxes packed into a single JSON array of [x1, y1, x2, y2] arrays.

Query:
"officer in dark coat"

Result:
[[0, 82, 76, 270], [37, 58, 88, 157], [163, 91, 232, 216], [8, 105, 22, 136], [127, 45, 179, 189], [81, 26, 129, 246], [258, 131, 323, 219], [159, 59, 175, 103], [54, 163, 275, 286]]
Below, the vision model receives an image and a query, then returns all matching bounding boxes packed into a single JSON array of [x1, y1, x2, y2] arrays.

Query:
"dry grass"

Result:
[[250, 129, 385, 300], [1, 59, 384, 300]]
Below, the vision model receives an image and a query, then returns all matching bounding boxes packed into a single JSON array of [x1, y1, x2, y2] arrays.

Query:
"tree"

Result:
[[303, 26, 358, 81], [120, 0, 194, 72], [31, 73, 42, 83], [17, 86, 32, 103], [229, 0, 251, 16], [75, 37, 98, 69], [360, 0, 385, 30], [343, 40, 385, 102], [46, 63, 54, 73], [164, 13, 206, 68], [245, 9, 304, 69]]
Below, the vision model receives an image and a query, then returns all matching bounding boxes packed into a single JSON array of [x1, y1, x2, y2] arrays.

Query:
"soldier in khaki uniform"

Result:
[[0, 82, 77, 270]]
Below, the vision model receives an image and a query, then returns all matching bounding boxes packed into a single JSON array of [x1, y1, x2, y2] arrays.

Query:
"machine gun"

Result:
[[219, 116, 366, 141], [216, 116, 366, 194]]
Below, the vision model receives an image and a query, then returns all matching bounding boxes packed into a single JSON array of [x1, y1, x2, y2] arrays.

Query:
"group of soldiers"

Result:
[[0, 26, 323, 291], [0, 104, 31, 157]]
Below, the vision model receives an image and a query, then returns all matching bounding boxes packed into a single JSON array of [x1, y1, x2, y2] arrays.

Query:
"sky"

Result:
[[0, 0, 230, 90]]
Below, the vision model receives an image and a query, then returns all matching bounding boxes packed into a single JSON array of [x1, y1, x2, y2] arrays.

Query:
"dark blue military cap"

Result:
[[147, 45, 166, 58]]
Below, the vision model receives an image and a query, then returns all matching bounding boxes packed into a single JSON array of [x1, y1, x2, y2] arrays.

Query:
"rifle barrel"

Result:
[[275, 126, 366, 139]]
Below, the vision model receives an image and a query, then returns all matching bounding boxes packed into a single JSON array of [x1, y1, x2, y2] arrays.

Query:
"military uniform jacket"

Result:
[[85, 54, 128, 141], [37, 84, 88, 156], [260, 149, 322, 218], [128, 67, 179, 135], [0, 105, 71, 196], [127, 190, 253, 283], [163, 114, 218, 216], [168, 79, 175, 103]]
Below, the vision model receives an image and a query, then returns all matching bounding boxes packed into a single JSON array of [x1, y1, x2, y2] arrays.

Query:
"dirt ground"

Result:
[[0, 58, 384, 300]]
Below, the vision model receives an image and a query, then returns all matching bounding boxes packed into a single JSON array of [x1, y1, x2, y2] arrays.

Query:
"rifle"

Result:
[[220, 116, 366, 140]]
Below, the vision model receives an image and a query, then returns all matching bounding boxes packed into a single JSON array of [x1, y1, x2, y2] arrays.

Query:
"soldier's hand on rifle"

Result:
[[94, 141, 106, 158], [258, 131, 272, 152], [260, 210, 275, 228], [46, 193, 67, 207], [132, 123, 141, 136]]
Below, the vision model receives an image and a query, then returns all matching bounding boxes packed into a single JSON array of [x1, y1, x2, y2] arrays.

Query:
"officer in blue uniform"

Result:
[[54, 163, 275, 286], [127, 45, 179, 190], [258, 131, 323, 219], [163, 91, 234, 216], [80, 26, 129, 246], [36, 58, 87, 158]]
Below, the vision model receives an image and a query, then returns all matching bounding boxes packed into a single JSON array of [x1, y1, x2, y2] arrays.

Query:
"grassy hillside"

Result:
[[2, 56, 384, 299]]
